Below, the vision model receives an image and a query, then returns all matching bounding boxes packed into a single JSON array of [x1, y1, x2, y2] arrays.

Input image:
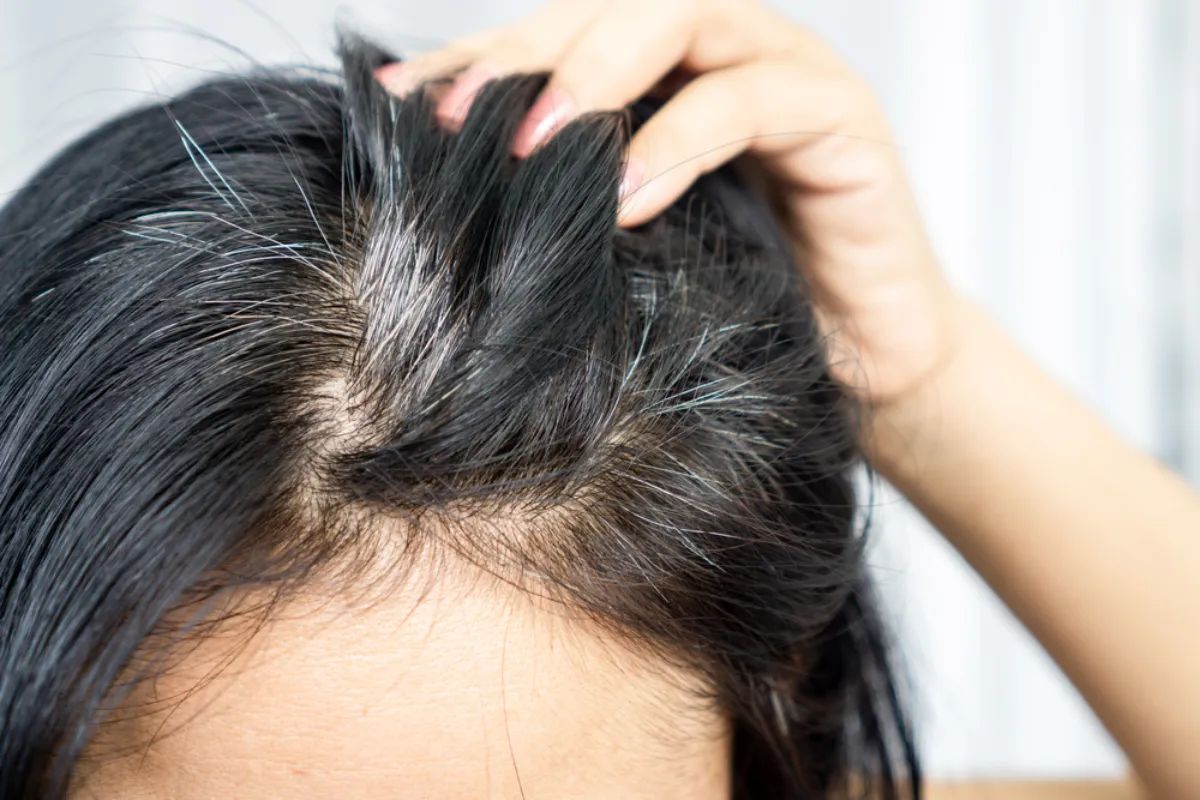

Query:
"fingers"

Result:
[[433, 2, 605, 130], [510, 0, 786, 157], [380, 0, 782, 153], [509, 0, 702, 157], [617, 61, 875, 227], [372, 0, 882, 230], [375, 1, 602, 127], [373, 30, 500, 97]]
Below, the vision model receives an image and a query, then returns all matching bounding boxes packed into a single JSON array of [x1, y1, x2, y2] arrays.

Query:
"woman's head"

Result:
[[0, 34, 917, 799]]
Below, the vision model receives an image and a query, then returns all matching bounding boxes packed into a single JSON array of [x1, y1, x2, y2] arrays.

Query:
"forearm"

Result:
[[867, 298, 1200, 800]]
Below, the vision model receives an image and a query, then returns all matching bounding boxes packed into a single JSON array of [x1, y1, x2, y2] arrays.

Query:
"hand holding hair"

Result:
[[377, 0, 955, 409], [383, 2, 1200, 797]]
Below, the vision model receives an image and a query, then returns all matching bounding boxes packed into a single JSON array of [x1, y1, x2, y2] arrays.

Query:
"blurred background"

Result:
[[2, 0, 1197, 784]]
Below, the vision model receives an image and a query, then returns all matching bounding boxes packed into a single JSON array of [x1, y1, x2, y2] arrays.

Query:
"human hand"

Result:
[[376, 0, 962, 406]]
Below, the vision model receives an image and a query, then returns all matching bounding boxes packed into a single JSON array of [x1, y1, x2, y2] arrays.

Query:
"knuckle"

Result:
[[490, 28, 567, 72], [493, 30, 538, 61], [555, 52, 624, 107]]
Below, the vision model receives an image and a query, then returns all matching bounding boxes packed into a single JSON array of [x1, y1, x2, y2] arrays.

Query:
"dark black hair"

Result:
[[0, 33, 919, 800]]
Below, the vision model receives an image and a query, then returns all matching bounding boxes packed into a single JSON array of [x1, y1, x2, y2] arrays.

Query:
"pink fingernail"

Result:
[[374, 62, 415, 96], [618, 158, 645, 202], [617, 158, 649, 226], [512, 87, 576, 158], [436, 62, 496, 131]]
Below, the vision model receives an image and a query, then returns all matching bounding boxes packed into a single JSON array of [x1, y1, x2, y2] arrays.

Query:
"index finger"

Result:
[[511, 0, 790, 157]]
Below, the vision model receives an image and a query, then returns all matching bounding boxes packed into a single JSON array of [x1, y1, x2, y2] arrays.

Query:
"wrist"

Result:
[[859, 294, 998, 481]]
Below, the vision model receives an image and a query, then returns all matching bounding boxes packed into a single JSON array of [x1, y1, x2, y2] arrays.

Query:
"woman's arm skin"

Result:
[[873, 299, 1200, 800], [378, 2, 1200, 796]]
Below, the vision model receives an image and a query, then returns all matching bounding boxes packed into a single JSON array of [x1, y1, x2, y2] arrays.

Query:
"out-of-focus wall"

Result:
[[3, 0, 1196, 780]]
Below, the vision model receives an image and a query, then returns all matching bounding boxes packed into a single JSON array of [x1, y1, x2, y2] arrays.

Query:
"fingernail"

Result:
[[512, 87, 576, 158], [617, 158, 647, 225], [375, 62, 415, 96], [436, 62, 496, 132], [618, 157, 645, 202]]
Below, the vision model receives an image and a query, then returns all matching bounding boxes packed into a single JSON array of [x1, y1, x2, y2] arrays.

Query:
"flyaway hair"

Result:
[[0, 33, 919, 799]]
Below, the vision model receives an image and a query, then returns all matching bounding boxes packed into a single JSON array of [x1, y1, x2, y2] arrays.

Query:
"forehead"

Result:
[[72, 560, 731, 799]]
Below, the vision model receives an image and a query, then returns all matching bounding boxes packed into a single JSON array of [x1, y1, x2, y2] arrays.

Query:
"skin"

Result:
[[73, 549, 730, 798], [377, 1, 1200, 797]]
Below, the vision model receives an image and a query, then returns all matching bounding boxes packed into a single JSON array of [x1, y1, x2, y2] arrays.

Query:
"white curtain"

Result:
[[2, 0, 1196, 780]]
